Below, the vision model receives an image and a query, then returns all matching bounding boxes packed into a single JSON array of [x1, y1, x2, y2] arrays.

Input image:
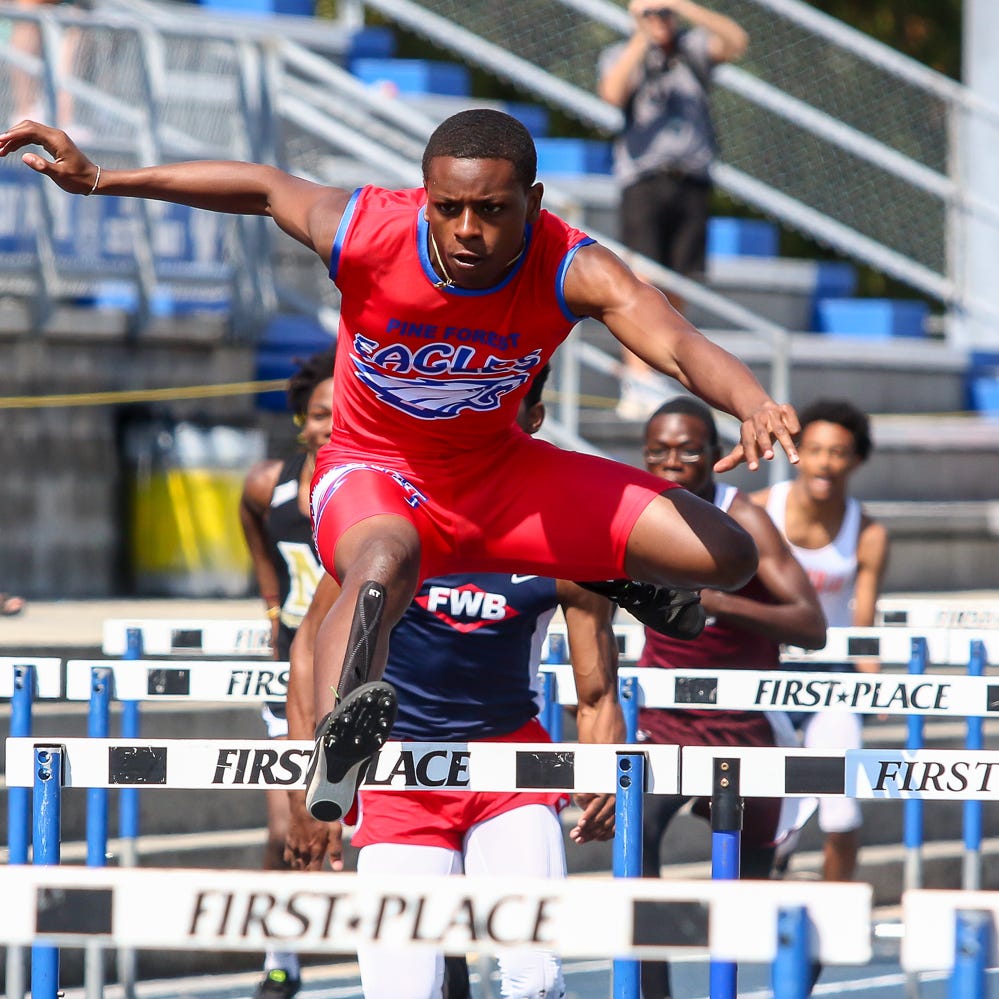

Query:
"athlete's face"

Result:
[[643, 412, 716, 498], [423, 156, 543, 290], [300, 377, 333, 456], [795, 420, 860, 502]]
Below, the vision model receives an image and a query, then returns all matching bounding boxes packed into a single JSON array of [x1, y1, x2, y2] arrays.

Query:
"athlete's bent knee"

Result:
[[336, 517, 421, 594]]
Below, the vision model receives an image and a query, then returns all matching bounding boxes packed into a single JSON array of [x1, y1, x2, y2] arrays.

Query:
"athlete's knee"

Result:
[[497, 951, 564, 999], [337, 518, 422, 598]]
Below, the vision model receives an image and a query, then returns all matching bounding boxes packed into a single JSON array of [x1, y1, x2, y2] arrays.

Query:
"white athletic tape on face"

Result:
[[64, 659, 292, 702], [783, 626, 998, 667], [3, 739, 682, 793], [102, 619, 273, 657], [0, 865, 873, 963], [902, 890, 999, 971], [878, 599, 999, 631], [0, 658, 63, 699]]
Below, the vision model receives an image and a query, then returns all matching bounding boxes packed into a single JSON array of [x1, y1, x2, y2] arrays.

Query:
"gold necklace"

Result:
[[428, 231, 527, 290], [429, 230, 454, 290]]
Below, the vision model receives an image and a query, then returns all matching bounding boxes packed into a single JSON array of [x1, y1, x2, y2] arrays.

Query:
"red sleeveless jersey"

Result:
[[326, 186, 593, 466]]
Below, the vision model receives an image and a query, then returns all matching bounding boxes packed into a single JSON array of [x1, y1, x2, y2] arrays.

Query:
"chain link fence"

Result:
[[364, 0, 999, 303]]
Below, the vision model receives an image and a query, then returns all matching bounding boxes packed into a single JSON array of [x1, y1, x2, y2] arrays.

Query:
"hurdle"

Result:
[[101, 618, 273, 657], [902, 889, 999, 995], [56, 632, 988, 999], [0, 859, 874, 974], [878, 598, 999, 630], [17, 738, 999, 999], [6, 739, 878, 999], [23, 619, 997, 998], [2, 657, 65, 999]]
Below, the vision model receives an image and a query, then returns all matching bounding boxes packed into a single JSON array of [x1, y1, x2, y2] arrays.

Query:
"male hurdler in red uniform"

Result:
[[2, 109, 800, 822]]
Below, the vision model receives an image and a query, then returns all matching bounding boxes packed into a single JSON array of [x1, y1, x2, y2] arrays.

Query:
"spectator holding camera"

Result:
[[599, 0, 748, 420]]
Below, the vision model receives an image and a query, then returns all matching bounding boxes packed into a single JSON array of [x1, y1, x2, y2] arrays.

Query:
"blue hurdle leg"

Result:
[[86, 668, 111, 867], [963, 640, 987, 891], [32, 746, 63, 999], [6, 665, 36, 999], [710, 757, 742, 999], [903, 638, 928, 894], [619, 674, 639, 744], [948, 909, 990, 999], [772, 906, 811, 999], [612, 752, 645, 999], [117, 627, 144, 999], [540, 670, 564, 741], [86, 669, 112, 998]]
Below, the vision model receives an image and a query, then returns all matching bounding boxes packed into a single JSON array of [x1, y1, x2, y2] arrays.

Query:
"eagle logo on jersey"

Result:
[[417, 583, 520, 633], [354, 363, 529, 420], [351, 334, 542, 421]]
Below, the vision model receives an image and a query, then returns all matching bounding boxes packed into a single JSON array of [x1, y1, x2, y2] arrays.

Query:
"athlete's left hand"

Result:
[[0, 120, 100, 196], [715, 401, 800, 473], [285, 793, 344, 871], [569, 793, 615, 843]]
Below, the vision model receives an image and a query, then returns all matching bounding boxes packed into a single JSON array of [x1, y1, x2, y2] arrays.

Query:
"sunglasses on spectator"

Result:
[[641, 8, 676, 19]]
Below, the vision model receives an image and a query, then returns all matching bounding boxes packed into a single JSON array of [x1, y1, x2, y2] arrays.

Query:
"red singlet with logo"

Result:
[[323, 185, 593, 465]]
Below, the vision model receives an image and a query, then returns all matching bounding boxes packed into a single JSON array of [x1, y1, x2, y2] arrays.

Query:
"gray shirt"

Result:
[[599, 28, 717, 186]]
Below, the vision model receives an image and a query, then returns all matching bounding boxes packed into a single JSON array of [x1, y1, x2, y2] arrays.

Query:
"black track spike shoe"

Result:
[[305, 680, 398, 822], [578, 580, 707, 640]]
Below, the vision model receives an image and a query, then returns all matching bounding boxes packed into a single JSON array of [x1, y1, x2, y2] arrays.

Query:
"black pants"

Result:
[[619, 172, 712, 278]]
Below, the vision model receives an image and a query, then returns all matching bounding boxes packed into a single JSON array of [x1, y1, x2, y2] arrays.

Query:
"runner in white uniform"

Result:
[[754, 398, 889, 882]]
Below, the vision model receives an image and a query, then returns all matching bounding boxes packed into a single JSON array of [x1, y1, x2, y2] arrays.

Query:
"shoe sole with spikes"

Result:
[[305, 680, 398, 822]]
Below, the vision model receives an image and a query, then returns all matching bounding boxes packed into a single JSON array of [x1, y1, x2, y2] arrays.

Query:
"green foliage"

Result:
[[809, 0, 962, 79]]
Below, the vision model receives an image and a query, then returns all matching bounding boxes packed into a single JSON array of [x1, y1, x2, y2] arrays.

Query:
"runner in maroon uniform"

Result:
[[1, 111, 800, 823], [634, 396, 825, 999]]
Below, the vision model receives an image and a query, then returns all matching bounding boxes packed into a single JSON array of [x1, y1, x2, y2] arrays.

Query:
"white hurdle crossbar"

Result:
[[102, 617, 649, 662], [902, 889, 999, 972], [0, 865, 872, 964], [67, 658, 999, 717], [4, 739, 682, 794], [784, 625, 998, 667], [541, 663, 997, 717], [14, 738, 999, 801], [102, 620, 273, 657], [1, 658, 63, 699], [65, 659, 290, 702], [878, 599, 999, 630]]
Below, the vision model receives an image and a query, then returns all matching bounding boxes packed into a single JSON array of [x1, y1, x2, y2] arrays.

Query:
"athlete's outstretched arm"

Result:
[[564, 242, 799, 472], [699, 494, 827, 650], [0, 120, 350, 266], [285, 573, 345, 870], [558, 580, 624, 844]]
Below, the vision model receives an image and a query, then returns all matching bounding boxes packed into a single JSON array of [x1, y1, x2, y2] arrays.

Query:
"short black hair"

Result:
[[286, 345, 335, 417], [523, 363, 551, 409], [798, 398, 873, 461], [647, 396, 719, 449], [422, 109, 538, 190]]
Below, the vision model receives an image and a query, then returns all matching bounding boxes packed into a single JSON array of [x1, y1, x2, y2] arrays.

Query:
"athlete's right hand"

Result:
[[285, 792, 344, 871], [0, 120, 100, 196]]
